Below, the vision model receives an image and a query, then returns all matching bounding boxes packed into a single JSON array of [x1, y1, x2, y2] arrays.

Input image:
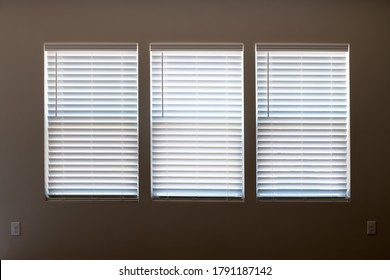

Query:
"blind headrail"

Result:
[[256, 43, 349, 52], [151, 43, 243, 51], [45, 43, 138, 51]]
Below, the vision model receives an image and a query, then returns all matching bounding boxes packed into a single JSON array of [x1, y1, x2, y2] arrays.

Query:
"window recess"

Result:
[[44, 43, 139, 200], [256, 44, 350, 200], [150, 44, 245, 200]]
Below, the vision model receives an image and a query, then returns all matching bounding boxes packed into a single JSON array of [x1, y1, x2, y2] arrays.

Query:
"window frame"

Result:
[[43, 43, 139, 201], [255, 43, 351, 201], [149, 43, 245, 201]]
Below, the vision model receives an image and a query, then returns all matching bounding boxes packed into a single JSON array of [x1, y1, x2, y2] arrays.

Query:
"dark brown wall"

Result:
[[0, 0, 389, 259]]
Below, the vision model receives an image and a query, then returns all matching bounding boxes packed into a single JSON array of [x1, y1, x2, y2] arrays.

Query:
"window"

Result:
[[150, 44, 244, 199], [44, 43, 138, 199], [256, 44, 350, 199]]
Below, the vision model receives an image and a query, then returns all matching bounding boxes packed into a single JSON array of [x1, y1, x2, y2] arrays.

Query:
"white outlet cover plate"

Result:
[[367, 221, 376, 235], [11, 222, 21, 236]]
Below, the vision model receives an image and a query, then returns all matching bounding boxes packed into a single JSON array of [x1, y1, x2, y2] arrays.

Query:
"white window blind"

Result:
[[256, 44, 350, 199], [44, 43, 138, 199], [150, 44, 244, 199]]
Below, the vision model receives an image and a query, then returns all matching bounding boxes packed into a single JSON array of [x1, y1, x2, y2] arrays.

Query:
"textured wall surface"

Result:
[[0, 0, 389, 259]]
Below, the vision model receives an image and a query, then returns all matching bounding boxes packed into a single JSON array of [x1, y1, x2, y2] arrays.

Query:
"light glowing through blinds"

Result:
[[44, 44, 138, 199], [256, 44, 350, 199], [151, 44, 244, 199]]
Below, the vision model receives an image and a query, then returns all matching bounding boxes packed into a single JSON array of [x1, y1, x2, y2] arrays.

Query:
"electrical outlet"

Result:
[[367, 221, 376, 235], [11, 222, 21, 236]]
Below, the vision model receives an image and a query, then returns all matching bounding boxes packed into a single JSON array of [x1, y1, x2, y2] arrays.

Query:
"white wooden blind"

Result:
[[256, 44, 350, 199], [150, 44, 244, 199], [44, 44, 138, 199]]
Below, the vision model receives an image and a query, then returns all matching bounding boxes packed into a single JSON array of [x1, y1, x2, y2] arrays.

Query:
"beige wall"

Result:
[[0, 0, 389, 259]]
